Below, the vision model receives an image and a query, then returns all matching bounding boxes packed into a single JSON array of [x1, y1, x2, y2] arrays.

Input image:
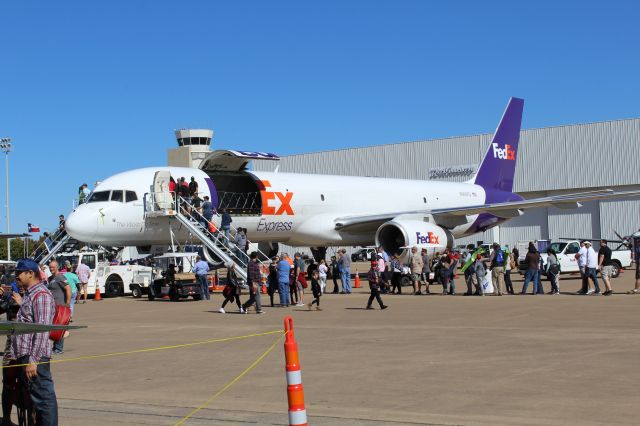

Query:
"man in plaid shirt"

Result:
[[11, 258, 58, 425]]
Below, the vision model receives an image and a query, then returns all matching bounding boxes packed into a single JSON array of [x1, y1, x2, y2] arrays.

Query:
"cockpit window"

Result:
[[87, 191, 110, 202], [125, 191, 138, 202], [110, 190, 124, 202]]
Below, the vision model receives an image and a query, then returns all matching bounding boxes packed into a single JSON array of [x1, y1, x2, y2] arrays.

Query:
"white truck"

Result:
[[57, 250, 154, 298], [519, 240, 632, 278]]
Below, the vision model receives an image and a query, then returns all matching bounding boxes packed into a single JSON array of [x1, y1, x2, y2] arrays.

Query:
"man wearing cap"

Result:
[[47, 261, 71, 355], [583, 241, 601, 295], [11, 259, 58, 425]]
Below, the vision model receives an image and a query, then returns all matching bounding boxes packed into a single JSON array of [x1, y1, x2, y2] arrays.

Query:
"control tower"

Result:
[[167, 128, 213, 168]]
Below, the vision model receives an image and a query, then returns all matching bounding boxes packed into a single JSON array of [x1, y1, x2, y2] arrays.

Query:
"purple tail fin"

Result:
[[472, 97, 524, 193]]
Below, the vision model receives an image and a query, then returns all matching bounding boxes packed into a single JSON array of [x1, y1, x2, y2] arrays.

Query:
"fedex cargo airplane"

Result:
[[65, 98, 639, 259]]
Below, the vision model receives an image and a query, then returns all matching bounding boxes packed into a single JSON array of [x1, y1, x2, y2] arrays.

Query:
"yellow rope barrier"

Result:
[[2, 329, 282, 369], [174, 331, 287, 426]]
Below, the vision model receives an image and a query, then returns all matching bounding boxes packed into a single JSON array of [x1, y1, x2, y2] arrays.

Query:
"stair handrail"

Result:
[[175, 196, 272, 268]]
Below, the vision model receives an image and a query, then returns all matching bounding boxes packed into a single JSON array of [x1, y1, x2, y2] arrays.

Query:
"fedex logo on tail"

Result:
[[492, 143, 516, 161], [416, 232, 439, 245]]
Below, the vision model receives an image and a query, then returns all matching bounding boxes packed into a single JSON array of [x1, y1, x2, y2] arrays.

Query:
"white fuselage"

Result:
[[65, 166, 489, 247]]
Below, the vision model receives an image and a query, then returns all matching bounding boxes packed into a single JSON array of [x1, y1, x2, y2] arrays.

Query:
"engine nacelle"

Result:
[[375, 219, 454, 257]]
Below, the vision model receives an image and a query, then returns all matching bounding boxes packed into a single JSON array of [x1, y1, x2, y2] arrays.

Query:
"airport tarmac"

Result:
[[14, 270, 640, 425]]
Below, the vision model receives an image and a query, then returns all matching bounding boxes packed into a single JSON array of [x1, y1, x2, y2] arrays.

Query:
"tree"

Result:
[[0, 237, 40, 261]]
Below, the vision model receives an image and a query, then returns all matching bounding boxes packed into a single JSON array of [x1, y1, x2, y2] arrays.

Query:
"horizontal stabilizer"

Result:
[[0, 321, 87, 336]]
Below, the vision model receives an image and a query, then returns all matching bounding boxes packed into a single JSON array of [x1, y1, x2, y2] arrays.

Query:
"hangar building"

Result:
[[253, 117, 640, 249]]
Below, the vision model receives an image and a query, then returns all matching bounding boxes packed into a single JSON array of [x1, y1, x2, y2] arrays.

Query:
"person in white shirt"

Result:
[[317, 259, 328, 294], [575, 241, 588, 294], [583, 241, 601, 295]]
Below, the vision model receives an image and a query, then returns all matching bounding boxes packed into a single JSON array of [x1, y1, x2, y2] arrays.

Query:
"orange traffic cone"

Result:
[[354, 270, 361, 288], [210, 275, 217, 291], [261, 283, 267, 294], [94, 286, 102, 301]]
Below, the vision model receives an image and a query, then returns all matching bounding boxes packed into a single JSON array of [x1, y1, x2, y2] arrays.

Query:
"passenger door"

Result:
[[153, 171, 173, 210]]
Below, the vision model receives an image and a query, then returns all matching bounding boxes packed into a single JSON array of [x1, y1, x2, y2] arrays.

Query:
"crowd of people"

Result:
[[214, 239, 640, 312], [1, 235, 638, 425]]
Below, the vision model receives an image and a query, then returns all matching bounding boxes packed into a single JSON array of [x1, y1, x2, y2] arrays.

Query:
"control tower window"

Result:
[[126, 191, 138, 202], [87, 191, 110, 203]]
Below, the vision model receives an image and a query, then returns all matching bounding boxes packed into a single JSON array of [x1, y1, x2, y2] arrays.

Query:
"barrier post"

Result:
[[284, 316, 307, 426]]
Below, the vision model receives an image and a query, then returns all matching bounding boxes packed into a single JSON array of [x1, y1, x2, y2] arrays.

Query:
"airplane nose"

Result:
[[65, 207, 98, 242]]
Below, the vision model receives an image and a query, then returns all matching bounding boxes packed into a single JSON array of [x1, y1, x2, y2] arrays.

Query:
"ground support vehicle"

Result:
[[144, 252, 224, 302], [147, 272, 203, 302], [56, 250, 153, 298]]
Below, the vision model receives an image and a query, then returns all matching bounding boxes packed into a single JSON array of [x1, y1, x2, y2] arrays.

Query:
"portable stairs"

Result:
[[31, 232, 82, 265], [144, 192, 269, 282]]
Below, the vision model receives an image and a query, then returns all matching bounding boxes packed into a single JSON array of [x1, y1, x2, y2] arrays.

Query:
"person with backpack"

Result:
[[218, 264, 243, 313], [11, 258, 58, 425], [489, 243, 506, 296], [546, 248, 561, 295]]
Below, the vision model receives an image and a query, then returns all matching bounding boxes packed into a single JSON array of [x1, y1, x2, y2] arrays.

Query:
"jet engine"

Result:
[[375, 219, 454, 256]]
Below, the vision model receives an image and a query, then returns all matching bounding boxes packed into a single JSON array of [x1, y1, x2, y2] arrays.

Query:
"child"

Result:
[[308, 270, 322, 311], [366, 260, 388, 310]]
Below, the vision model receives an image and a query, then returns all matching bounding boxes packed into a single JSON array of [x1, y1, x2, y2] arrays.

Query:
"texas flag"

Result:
[[28, 223, 41, 233]]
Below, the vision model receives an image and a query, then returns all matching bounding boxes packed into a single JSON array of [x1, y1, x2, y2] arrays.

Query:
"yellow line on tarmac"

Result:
[[2, 329, 283, 369], [174, 331, 287, 426]]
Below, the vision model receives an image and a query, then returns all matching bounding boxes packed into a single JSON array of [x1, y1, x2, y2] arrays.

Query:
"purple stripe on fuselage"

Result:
[[204, 178, 219, 209]]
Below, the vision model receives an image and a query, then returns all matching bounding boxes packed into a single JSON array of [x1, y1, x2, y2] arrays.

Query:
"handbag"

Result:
[[33, 290, 71, 342], [49, 305, 72, 342]]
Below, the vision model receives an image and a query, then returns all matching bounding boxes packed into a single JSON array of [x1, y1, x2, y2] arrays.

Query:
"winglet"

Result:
[[472, 97, 524, 193]]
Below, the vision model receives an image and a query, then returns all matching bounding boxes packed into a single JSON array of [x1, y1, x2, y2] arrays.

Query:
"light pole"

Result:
[[0, 137, 12, 261]]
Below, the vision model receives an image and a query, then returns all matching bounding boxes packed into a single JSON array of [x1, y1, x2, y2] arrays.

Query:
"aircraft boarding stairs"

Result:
[[30, 231, 82, 265], [144, 192, 269, 282]]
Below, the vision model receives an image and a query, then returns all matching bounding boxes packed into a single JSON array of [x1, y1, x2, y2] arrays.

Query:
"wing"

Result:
[[334, 189, 640, 231], [0, 321, 87, 336]]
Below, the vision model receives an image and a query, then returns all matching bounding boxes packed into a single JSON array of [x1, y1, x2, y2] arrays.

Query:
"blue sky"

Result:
[[1, 0, 639, 233]]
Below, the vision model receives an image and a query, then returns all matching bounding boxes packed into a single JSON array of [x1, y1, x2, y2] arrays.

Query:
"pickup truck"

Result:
[[519, 240, 632, 278]]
